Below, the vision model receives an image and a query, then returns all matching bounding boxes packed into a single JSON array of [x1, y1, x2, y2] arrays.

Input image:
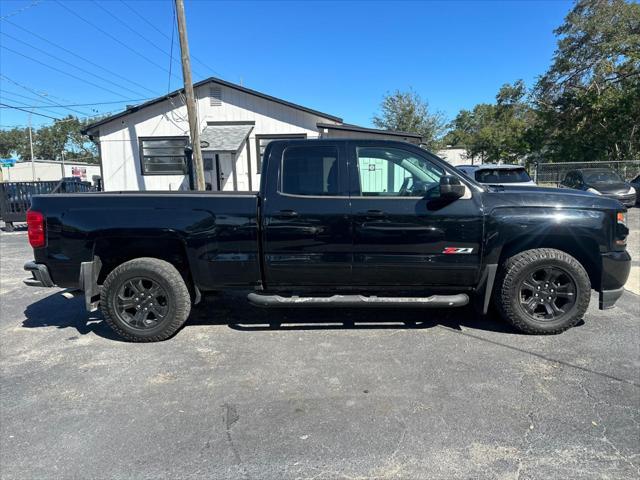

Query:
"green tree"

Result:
[[0, 128, 29, 159], [0, 116, 99, 162], [533, 0, 640, 162], [373, 89, 447, 150], [444, 80, 535, 163]]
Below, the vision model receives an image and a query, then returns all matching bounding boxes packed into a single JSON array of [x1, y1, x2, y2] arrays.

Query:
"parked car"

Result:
[[630, 174, 640, 205], [560, 168, 636, 207], [456, 164, 537, 187], [24, 139, 631, 341]]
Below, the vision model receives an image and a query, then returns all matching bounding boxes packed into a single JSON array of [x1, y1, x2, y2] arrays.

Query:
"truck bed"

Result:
[[31, 191, 261, 290]]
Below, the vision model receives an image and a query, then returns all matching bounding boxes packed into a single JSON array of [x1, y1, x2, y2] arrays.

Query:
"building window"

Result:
[[139, 137, 188, 175], [255, 134, 306, 174], [281, 145, 340, 196]]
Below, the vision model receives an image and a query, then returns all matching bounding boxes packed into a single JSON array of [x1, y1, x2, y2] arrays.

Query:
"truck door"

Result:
[[261, 142, 351, 287], [348, 142, 483, 287]]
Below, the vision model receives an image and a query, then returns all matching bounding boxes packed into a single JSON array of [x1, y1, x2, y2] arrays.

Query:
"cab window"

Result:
[[356, 147, 443, 197], [281, 145, 341, 196]]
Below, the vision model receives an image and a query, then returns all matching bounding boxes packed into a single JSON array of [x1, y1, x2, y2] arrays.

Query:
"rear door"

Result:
[[348, 141, 483, 287], [261, 141, 351, 287]]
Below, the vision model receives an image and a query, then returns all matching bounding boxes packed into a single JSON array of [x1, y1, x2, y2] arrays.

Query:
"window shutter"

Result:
[[210, 86, 222, 106]]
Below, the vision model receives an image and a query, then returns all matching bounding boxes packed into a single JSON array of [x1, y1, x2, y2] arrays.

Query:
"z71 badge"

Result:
[[443, 247, 474, 254]]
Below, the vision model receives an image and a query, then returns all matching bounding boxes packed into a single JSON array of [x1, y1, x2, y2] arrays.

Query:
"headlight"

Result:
[[628, 186, 636, 195], [586, 187, 601, 195], [615, 211, 628, 246], [617, 211, 627, 225]]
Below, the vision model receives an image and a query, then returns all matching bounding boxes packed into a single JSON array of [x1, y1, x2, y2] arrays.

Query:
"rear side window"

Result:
[[281, 145, 341, 196], [475, 168, 531, 183]]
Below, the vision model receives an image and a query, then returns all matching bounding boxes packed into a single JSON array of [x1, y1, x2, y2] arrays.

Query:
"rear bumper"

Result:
[[598, 250, 631, 309], [23, 261, 55, 287]]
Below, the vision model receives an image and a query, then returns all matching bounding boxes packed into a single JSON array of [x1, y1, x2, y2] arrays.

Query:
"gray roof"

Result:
[[82, 77, 342, 135], [200, 124, 253, 152], [317, 122, 421, 139]]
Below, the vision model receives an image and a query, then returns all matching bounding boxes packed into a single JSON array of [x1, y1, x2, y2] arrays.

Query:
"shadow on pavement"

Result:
[[187, 291, 521, 334], [22, 290, 521, 341], [22, 292, 121, 341]]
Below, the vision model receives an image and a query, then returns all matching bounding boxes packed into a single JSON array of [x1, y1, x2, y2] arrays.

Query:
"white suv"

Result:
[[456, 164, 537, 187]]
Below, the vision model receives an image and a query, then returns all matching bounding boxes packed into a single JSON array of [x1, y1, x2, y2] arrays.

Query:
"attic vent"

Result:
[[210, 86, 222, 106]]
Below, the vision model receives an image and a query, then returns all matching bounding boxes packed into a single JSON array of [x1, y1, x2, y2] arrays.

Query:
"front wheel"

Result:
[[495, 248, 591, 334], [100, 257, 191, 342]]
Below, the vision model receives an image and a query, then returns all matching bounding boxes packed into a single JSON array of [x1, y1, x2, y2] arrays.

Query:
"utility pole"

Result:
[[28, 111, 35, 181], [61, 150, 66, 178], [174, 0, 205, 190]]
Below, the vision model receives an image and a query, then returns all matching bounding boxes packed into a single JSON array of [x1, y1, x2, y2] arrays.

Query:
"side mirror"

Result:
[[439, 175, 465, 200]]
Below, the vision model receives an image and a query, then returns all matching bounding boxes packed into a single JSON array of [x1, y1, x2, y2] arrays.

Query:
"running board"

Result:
[[247, 293, 469, 308]]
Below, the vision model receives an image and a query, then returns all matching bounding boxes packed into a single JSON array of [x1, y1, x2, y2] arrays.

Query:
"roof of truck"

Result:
[[457, 164, 526, 170]]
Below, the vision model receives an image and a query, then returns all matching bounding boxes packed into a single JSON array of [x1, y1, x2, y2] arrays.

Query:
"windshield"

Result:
[[475, 168, 531, 184], [583, 170, 622, 183]]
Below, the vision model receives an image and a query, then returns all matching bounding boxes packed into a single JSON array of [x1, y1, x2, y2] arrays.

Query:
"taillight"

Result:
[[27, 210, 45, 248]]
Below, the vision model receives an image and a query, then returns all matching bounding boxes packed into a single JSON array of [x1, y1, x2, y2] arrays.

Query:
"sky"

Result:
[[0, 0, 573, 130]]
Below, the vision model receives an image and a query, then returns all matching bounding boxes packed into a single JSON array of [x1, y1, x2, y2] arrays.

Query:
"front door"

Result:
[[348, 142, 483, 288], [203, 152, 236, 191], [261, 142, 351, 287], [203, 153, 220, 191]]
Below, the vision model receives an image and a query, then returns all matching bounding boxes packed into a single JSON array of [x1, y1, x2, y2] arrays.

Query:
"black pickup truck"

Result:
[[24, 139, 631, 341]]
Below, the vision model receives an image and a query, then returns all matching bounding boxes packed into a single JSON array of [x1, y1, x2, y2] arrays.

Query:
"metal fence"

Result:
[[532, 160, 640, 186], [0, 179, 97, 231]]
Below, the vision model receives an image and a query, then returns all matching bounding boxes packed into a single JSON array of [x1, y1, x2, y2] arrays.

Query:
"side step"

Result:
[[247, 292, 468, 308]]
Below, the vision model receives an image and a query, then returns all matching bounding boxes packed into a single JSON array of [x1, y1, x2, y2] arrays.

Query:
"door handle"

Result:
[[358, 209, 386, 217], [275, 209, 299, 218]]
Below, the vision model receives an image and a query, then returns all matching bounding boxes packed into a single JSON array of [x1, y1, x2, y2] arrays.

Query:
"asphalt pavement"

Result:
[[0, 214, 638, 480]]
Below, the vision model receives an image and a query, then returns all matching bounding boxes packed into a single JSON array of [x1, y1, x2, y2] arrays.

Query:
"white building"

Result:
[[435, 147, 474, 166], [83, 77, 421, 192], [0, 159, 101, 184]]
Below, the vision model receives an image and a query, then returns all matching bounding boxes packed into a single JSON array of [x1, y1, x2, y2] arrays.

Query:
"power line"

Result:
[[1, 45, 144, 100], [0, 0, 41, 20], [119, 0, 222, 78], [0, 89, 72, 111], [0, 74, 98, 117], [0, 82, 93, 117], [92, 0, 196, 79], [1, 18, 161, 98], [0, 98, 152, 109], [0, 88, 58, 105], [1, 74, 81, 106], [0, 31, 152, 100], [54, 0, 181, 81], [0, 93, 76, 117], [0, 103, 61, 120]]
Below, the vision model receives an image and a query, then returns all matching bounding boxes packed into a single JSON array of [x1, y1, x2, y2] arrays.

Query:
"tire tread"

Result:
[[100, 257, 191, 342], [495, 248, 591, 334]]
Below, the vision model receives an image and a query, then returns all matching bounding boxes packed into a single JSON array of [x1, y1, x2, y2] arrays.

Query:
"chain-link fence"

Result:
[[532, 160, 640, 186]]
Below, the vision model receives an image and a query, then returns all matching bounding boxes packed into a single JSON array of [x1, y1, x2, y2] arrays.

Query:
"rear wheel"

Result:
[[100, 257, 191, 342], [495, 248, 590, 334]]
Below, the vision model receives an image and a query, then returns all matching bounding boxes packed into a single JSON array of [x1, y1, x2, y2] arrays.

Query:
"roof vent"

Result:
[[210, 86, 222, 106]]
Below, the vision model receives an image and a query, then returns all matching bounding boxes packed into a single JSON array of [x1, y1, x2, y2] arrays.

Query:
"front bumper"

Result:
[[24, 261, 55, 287], [598, 250, 631, 309]]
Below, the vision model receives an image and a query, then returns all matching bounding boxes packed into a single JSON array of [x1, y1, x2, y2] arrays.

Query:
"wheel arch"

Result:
[[497, 235, 601, 290], [94, 236, 196, 295]]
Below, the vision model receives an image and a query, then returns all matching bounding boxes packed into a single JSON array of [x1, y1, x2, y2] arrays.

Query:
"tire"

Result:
[[100, 257, 191, 342], [495, 248, 590, 334]]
